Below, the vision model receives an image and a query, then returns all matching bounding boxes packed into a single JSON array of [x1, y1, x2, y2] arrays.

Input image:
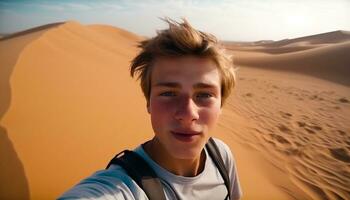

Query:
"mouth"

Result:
[[171, 130, 202, 142]]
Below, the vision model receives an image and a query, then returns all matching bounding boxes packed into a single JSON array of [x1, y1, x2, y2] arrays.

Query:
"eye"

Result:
[[159, 91, 177, 97], [196, 92, 213, 98]]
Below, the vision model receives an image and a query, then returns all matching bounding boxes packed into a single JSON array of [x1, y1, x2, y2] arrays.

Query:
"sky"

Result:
[[0, 0, 349, 41]]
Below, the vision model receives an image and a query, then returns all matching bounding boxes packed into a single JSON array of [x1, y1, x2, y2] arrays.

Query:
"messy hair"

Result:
[[130, 18, 236, 106]]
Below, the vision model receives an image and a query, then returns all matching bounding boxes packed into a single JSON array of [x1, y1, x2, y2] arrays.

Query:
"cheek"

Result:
[[149, 99, 173, 123], [150, 97, 178, 114], [199, 106, 221, 128]]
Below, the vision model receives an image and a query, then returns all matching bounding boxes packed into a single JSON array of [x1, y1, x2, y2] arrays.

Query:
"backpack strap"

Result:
[[106, 137, 231, 200], [206, 137, 232, 200], [106, 150, 166, 200]]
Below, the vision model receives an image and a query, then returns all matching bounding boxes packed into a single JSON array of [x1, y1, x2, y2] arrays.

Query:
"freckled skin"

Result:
[[147, 56, 222, 161]]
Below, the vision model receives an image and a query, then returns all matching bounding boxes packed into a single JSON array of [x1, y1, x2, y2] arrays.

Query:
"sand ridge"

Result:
[[226, 37, 350, 87], [1, 21, 151, 199]]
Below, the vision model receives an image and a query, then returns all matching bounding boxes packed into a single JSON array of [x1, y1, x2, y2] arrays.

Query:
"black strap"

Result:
[[106, 137, 231, 200], [106, 150, 166, 200], [206, 137, 232, 200]]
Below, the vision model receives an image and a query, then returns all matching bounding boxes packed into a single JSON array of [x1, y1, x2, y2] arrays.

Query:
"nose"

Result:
[[174, 95, 199, 124]]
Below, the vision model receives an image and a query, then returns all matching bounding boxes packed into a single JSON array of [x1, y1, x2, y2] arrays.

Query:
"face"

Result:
[[147, 56, 222, 159]]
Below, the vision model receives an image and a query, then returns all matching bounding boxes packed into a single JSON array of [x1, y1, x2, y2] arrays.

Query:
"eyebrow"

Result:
[[154, 82, 181, 88], [193, 82, 218, 89], [154, 82, 218, 89]]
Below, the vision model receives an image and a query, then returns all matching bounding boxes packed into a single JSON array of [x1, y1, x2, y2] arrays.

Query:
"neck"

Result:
[[144, 137, 206, 177]]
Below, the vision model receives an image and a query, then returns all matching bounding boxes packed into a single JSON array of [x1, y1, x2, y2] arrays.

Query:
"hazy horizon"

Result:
[[0, 0, 349, 41]]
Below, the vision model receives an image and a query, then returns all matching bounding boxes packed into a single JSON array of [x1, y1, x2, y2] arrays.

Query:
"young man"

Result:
[[59, 18, 242, 200]]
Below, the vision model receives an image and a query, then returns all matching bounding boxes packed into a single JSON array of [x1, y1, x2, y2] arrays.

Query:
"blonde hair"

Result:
[[130, 18, 235, 106]]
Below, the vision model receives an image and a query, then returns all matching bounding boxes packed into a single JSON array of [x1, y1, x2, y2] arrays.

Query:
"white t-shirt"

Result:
[[58, 138, 242, 200]]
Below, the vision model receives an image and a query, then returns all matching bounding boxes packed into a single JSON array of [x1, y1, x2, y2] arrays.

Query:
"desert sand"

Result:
[[0, 21, 349, 200]]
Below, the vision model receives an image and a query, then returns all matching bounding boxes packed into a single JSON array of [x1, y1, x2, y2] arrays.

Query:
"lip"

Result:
[[171, 130, 201, 142]]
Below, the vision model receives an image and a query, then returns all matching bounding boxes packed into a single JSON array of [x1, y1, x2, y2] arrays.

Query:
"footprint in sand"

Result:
[[309, 125, 322, 131], [304, 128, 316, 134], [244, 93, 253, 97], [296, 121, 323, 134], [277, 124, 292, 134], [296, 121, 306, 127], [345, 140, 350, 146], [284, 147, 301, 156], [269, 133, 291, 144], [295, 135, 309, 143], [338, 97, 349, 103], [272, 85, 279, 89], [264, 138, 276, 147], [326, 124, 333, 128], [337, 130, 346, 136], [279, 111, 292, 119], [309, 95, 324, 101], [302, 136, 310, 142], [329, 148, 350, 163], [303, 126, 321, 134], [333, 106, 341, 110], [294, 141, 302, 147], [310, 95, 318, 100]]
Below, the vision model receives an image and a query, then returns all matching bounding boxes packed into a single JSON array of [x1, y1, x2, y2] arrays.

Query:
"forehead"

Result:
[[151, 56, 221, 87]]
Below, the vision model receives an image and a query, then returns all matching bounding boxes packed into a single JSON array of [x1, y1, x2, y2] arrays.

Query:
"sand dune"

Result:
[[225, 30, 350, 54], [225, 30, 350, 48], [262, 30, 350, 47], [1, 22, 349, 200], [0, 22, 64, 41], [233, 41, 350, 86], [225, 31, 350, 87], [0, 21, 150, 199]]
